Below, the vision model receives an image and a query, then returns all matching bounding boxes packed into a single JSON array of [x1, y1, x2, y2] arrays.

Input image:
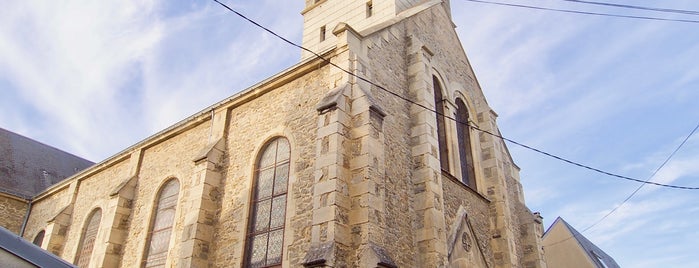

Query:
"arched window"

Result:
[[456, 98, 476, 188], [433, 76, 450, 172], [75, 208, 102, 267], [244, 137, 291, 268], [143, 179, 180, 268], [33, 230, 45, 247]]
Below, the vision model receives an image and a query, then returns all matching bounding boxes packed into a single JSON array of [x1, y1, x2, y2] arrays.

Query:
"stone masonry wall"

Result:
[[442, 177, 493, 268], [211, 64, 333, 267], [62, 159, 130, 263], [0, 195, 28, 234], [22, 185, 71, 243], [362, 18, 417, 268], [119, 121, 211, 268]]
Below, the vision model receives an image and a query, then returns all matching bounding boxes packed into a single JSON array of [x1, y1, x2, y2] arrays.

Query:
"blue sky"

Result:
[[1, 1, 698, 267]]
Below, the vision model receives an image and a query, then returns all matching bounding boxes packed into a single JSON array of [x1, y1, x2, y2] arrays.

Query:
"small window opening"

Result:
[[320, 25, 326, 42], [366, 1, 373, 18], [33, 230, 45, 246]]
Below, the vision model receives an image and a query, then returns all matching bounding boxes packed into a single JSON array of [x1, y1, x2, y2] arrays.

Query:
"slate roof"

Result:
[[0, 226, 76, 267], [546, 217, 620, 268], [0, 127, 93, 199]]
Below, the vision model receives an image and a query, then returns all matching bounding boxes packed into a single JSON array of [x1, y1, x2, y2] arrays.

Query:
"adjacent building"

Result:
[[4, 1, 548, 267], [542, 217, 620, 268]]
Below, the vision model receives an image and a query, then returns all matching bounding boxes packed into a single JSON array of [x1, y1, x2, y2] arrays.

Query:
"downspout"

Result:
[[19, 197, 33, 237]]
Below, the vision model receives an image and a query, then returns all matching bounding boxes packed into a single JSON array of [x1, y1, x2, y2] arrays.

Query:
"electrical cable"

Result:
[[559, 0, 699, 16], [462, 0, 699, 24], [212, 0, 699, 190], [581, 121, 699, 231], [544, 121, 699, 248]]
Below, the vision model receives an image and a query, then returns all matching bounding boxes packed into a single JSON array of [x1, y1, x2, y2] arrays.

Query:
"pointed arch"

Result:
[[244, 137, 291, 267], [455, 98, 476, 188], [433, 75, 450, 172], [75, 208, 102, 267], [33, 230, 45, 247], [142, 178, 181, 268]]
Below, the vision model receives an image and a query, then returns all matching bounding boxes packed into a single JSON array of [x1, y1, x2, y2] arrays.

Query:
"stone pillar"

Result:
[[407, 35, 449, 267], [477, 109, 518, 268], [178, 109, 227, 268], [43, 180, 80, 257], [44, 204, 73, 256], [521, 212, 547, 268], [305, 82, 353, 267], [346, 52, 395, 268], [97, 150, 142, 267]]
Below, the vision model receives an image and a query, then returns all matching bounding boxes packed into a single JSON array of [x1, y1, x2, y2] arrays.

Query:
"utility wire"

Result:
[[462, 0, 699, 24], [560, 0, 699, 16], [582, 121, 699, 231], [211, 0, 699, 190], [544, 121, 699, 248]]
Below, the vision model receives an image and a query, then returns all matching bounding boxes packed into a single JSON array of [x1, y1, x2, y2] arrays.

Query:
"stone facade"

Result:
[[10, 1, 547, 267], [0, 193, 28, 234]]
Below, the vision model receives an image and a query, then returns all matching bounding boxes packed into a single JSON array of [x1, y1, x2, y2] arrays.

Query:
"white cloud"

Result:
[[0, 0, 164, 159]]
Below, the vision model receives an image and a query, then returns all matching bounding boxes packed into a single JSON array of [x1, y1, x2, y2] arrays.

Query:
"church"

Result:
[[2, 0, 548, 267]]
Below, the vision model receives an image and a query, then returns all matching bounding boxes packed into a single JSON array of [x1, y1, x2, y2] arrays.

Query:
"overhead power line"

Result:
[[462, 0, 699, 24], [544, 121, 699, 248], [560, 0, 699, 16], [581, 120, 699, 232], [211, 0, 699, 190]]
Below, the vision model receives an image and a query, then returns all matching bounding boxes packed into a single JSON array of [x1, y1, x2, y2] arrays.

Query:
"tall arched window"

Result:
[[143, 179, 180, 268], [75, 208, 102, 267], [433, 76, 450, 172], [33, 230, 45, 247], [456, 98, 476, 188], [245, 137, 291, 268]]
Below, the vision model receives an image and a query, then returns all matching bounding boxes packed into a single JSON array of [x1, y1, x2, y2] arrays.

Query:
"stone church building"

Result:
[[3, 0, 548, 267]]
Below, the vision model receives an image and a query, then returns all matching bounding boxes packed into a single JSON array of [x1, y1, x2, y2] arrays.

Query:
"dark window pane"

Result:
[[456, 99, 476, 188], [250, 233, 269, 268], [276, 139, 290, 162], [270, 196, 287, 229], [273, 163, 289, 196], [144, 179, 179, 268], [266, 230, 284, 265], [33, 230, 45, 246], [246, 137, 290, 267], [259, 140, 277, 168], [254, 199, 272, 233], [76, 209, 101, 267], [433, 76, 450, 171], [257, 168, 274, 199]]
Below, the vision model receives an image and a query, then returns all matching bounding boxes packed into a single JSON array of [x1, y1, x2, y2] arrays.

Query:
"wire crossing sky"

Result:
[[462, 0, 699, 23], [544, 120, 699, 248], [214, 0, 699, 190], [560, 0, 699, 16], [1, 1, 698, 267]]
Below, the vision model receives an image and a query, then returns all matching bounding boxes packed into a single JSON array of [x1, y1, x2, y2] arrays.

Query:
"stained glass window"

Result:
[[456, 98, 476, 188], [75, 209, 102, 267], [245, 138, 290, 268], [33, 230, 45, 247], [143, 179, 180, 268], [433, 76, 450, 172]]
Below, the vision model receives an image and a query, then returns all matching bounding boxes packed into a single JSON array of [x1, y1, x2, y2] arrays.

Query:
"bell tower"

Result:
[[300, 0, 451, 59]]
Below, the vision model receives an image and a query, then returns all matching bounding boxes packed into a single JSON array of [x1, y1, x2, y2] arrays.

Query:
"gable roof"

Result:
[[544, 217, 620, 268], [0, 226, 76, 267], [0, 128, 94, 198]]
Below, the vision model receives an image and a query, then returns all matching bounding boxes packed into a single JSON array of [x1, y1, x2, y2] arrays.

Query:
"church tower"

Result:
[[297, 0, 546, 267], [300, 0, 451, 59]]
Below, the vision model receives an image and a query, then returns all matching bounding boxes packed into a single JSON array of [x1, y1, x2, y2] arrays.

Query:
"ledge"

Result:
[[442, 170, 490, 203]]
